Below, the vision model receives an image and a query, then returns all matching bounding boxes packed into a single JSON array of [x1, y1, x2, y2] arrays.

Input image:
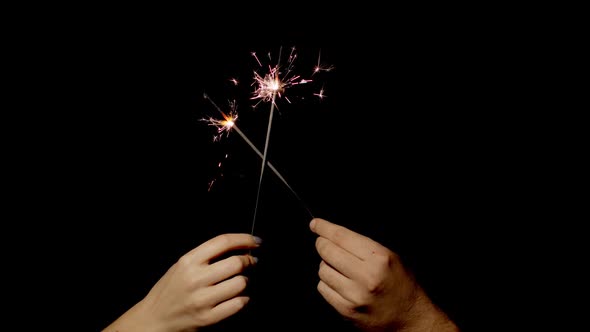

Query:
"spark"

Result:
[[229, 78, 239, 86], [314, 86, 327, 100], [251, 52, 262, 67], [207, 153, 227, 192], [250, 46, 314, 108], [313, 49, 335, 75], [200, 100, 238, 142]]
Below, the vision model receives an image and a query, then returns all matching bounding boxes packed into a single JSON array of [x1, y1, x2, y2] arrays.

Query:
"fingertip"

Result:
[[252, 235, 263, 244], [310, 218, 317, 231], [240, 296, 251, 307], [232, 296, 251, 312]]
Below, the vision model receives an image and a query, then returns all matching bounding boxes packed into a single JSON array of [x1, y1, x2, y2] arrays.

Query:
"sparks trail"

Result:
[[206, 153, 228, 192], [200, 100, 237, 191], [203, 93, 314, 219]]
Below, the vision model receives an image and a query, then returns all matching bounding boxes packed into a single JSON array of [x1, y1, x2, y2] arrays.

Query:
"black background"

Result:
[[24, 8, 545, 331]]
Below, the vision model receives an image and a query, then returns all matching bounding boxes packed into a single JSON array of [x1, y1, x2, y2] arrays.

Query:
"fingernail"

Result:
[[309, 219, 316, 230], [253, 236, 263, 244], [252, 256, 259, 264]]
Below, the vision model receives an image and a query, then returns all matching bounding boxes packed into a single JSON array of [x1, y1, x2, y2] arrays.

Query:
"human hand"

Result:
[[310, 218, 458, 332], [103, 233, 261, 332]]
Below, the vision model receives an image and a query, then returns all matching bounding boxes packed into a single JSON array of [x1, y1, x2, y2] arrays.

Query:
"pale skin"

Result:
[[102, 233, 261, 332], [309, 217, 459, 332], [103, 220, 459, 331]]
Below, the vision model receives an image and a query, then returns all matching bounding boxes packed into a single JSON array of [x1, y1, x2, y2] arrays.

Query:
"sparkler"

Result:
[[249, 46, 315, 236], [202, 46, 332, 235]]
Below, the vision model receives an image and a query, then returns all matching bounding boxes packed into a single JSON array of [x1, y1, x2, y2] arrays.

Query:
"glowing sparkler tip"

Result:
[[200, 105, 238, 142]]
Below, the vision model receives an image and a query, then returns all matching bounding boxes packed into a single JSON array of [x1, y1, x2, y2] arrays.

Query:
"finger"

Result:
[[316, 236, 365, 281], [310, 218, 380, 260], [203, 254, 257, 285], [318, 260, 362, 304], [207, 296, 250, 325], [317, 280, 357, 319], [188, 233, 261, 264], [203, 275, 249, 308]]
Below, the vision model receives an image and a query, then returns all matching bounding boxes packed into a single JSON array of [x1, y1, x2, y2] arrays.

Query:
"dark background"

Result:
[[28, 10, 544, 331]]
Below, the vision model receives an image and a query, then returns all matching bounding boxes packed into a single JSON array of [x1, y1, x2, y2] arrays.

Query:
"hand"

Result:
[[310, 218, 458, 332], [103, 233, 261, 332]]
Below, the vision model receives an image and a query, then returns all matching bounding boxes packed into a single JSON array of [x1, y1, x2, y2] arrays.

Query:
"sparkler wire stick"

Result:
[[233, 125, 313, 219], [250, 92, 276, 235], [203, 93, 313, 219]]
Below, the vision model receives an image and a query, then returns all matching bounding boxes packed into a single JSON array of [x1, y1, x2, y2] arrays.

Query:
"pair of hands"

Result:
[[103, 218, 457, 332]]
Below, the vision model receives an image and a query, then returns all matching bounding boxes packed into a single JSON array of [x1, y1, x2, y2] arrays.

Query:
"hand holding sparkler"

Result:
[[102, 233, 262, 332], [310, 218, 460, 332]]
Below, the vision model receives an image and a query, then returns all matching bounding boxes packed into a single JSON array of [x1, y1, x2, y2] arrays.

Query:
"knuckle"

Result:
[[216, 234, 232, 247], [224, 256, 246, 275], [230, 255, 245, 268], [365, 272, 385, 294], [345, 286, 371, 307], [332, 227, 346, 243], [235, 275, 248, 291], [315, 237, 326, 253], [375, 250, 398, 267], [177, 254, 193, 269], [318, 262, 327, 279], [343, 303, 358, 318]]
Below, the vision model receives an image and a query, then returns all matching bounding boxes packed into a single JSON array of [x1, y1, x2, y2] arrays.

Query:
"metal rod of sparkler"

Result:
[[203, 93, 313, 221], [250, 92, 276, 235]]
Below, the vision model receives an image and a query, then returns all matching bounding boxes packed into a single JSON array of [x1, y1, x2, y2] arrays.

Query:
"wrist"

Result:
[[103, 298, 168, 332], [397, 289, 459, 332]]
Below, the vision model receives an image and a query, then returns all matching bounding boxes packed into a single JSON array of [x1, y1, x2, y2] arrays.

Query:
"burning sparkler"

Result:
[[200, 100, 238, 142], [202, 46, 333, 235], [250, 46, 316, 107]]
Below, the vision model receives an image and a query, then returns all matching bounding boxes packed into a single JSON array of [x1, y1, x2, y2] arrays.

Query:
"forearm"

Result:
[[102, 299, 171, 332], [397, 291, 459, 332]]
